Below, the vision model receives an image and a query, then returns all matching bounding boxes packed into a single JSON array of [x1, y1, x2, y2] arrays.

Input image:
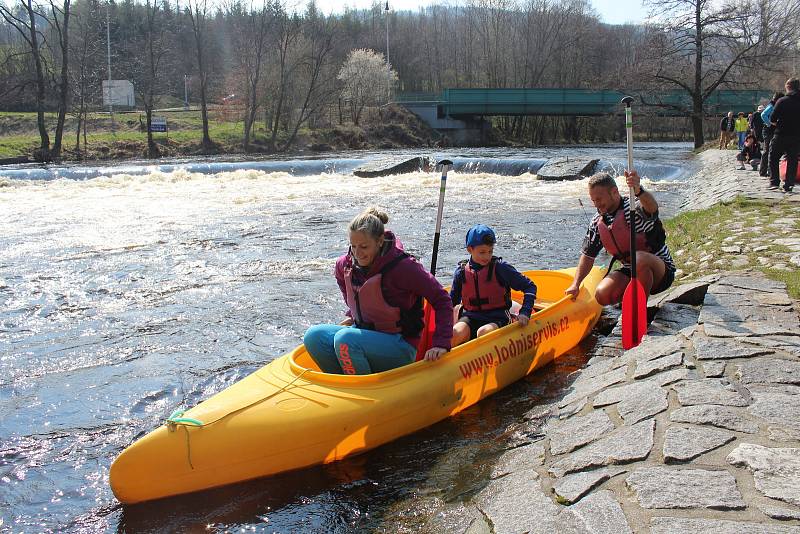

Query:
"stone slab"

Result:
[[736, 358, 800, 385], [693, 335, 775, 360], [549, 410, 615, 456], [703, 360, 727, 377], [625, 466, 745, 509], [549, 420, 655, 478], [491, 442, 545, 479], [727, 443, 800, 506], [651, 517, 800, 534], [759, 504, 800, 521], [552, 468, 624, 504], [634, 351, 683, 379], [748, 390, 800, 427], [672, 378, 749, 407], [474, 470, 580, 534], [670, 404, 759, 433], [561, 490, 633, 534], [663, 425, 736, 462], [558, 366, 628, 409]]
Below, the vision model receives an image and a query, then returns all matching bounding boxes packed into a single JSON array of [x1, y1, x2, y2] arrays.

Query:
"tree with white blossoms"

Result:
[[337, 48, 398, 126]]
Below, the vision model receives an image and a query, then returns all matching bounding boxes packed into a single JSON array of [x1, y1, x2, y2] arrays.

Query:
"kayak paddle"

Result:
[[620, 96, 647, 350], [416, 159, 452, 361]]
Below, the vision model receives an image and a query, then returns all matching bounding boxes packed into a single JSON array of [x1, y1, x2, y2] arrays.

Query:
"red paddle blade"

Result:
[[621, 278, 648, 350], [416, 301, 436, 361]]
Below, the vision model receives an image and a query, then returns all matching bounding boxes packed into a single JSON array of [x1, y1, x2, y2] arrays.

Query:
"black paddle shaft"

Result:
[[621, 96, 637, 280], [429, 159, 452, 275]]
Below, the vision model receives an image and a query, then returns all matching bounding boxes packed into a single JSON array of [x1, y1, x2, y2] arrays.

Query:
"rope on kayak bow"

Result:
[[166, 369, 311, 469]]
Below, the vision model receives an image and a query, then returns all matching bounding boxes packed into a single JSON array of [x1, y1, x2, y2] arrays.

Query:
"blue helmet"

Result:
[[466, 224, 496, 247]]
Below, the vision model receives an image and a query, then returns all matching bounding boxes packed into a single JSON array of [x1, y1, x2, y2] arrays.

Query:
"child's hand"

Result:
[[517, 313, 530, 327], [424, 347, 448, 361]]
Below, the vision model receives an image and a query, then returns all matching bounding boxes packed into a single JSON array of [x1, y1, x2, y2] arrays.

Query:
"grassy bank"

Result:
[[0, 106, 442, 161], [665, 196, 800, 299]]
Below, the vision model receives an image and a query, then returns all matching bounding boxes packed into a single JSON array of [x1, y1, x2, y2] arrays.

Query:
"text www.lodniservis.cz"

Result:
[[458, 316, 570, 379]]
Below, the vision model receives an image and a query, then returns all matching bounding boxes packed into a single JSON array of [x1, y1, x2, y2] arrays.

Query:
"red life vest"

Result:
[[461, 257, 511, 312], [344, 253, 408, 334], [597, 206, 650, 263]]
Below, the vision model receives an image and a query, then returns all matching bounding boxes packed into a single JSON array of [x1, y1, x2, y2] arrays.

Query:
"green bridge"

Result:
[[397, 88, 769, 118]]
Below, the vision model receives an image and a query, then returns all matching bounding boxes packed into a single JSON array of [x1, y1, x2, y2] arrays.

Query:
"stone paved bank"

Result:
[[435, 150, 800, 533]]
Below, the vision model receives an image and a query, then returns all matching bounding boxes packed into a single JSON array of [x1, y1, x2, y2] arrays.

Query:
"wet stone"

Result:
[[557, 366, 628, 409], [625, 466, 745, 509], [634, 351, 683, 379], [560, 490, 633, 534], [423, 503, 489, 534], [552, 468, 624, 504], [491, 442, 545, 479], [672, 378, 749, 407], [735, 358, 800, 385], [474, 470, 578, 534], [758, 504, 800, 521], [663, 425, 736, 462], [549, 410, 615, 456], [727, 443, 800, 506], [549, 420, 655, 478], [692, 335, 774, 360], [651, 517, 800, 534], [591, 382, 670, 425], [703, 360, 727, 377], [670, 404, 759, 433]]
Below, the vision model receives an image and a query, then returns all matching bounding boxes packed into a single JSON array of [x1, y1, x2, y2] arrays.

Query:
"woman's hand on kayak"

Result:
[[424, 347, 448, 361], [517, 313, 530, 327], [564, 284, 580, 300]]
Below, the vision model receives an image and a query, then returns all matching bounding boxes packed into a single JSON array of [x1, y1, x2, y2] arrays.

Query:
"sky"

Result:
[[310, 0, 648, 26]]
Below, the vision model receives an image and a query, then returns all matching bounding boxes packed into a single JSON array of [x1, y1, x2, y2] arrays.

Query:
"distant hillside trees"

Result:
[[0, 0, 797, 155]]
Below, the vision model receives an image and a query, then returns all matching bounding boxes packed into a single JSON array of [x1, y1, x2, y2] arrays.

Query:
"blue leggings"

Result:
[[303, 324, 416, 375]]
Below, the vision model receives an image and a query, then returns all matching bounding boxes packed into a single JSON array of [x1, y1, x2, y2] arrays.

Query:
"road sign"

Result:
[[150, 117, 167, 133]]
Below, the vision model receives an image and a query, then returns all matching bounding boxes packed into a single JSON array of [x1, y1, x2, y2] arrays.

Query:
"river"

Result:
[[0, 143, 695, 532]]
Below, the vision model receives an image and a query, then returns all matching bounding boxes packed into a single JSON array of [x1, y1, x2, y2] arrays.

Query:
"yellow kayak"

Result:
[[110, 266, 604, 504]]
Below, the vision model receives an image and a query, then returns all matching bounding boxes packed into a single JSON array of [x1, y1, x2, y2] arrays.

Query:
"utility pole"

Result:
[[385, 1, 390, 104], [106, 2, 115, 133], [184, 74, 189, 110]]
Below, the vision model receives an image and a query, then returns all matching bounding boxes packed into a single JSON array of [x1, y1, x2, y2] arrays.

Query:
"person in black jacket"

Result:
[[768, 78, 800, 193], [736, 134, 762, 170], [760, 92, 785, 177], [719, 111, 734, 149], [751, 105, 765, 143]]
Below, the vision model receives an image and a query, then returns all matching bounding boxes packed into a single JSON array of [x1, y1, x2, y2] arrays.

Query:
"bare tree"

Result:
[[641, 0, 795, 147], [0, 0, 51, 159], [226, 0, 272, 151], [46, 0, 71, 158], [187, 0, 214, 151]]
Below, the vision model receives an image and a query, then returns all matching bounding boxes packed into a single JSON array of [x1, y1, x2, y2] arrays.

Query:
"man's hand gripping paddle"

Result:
[[416, 159, 452, 361], [620, 97, 647, 350]]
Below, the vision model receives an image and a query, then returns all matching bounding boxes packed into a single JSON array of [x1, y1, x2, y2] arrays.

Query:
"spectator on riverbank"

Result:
[[735, 112, 749, 149], [564, 171, 676, 307], [760, 92, 785, 177], [768, 78, 800, 193], [736, 134, 761, 170], [719, 112, 735, 149], [751, 105, 765, 143]]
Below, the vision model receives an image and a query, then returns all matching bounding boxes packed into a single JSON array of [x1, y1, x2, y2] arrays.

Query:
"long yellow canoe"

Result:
[[110, 266, 604, 504]]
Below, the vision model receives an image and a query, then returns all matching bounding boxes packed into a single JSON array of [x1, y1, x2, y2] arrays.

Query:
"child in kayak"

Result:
[[303, 207, 453, 374], [450, 224, 537, 347]]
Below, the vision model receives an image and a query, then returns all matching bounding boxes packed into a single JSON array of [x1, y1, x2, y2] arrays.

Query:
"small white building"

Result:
[[102, 80, 135, 108]]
